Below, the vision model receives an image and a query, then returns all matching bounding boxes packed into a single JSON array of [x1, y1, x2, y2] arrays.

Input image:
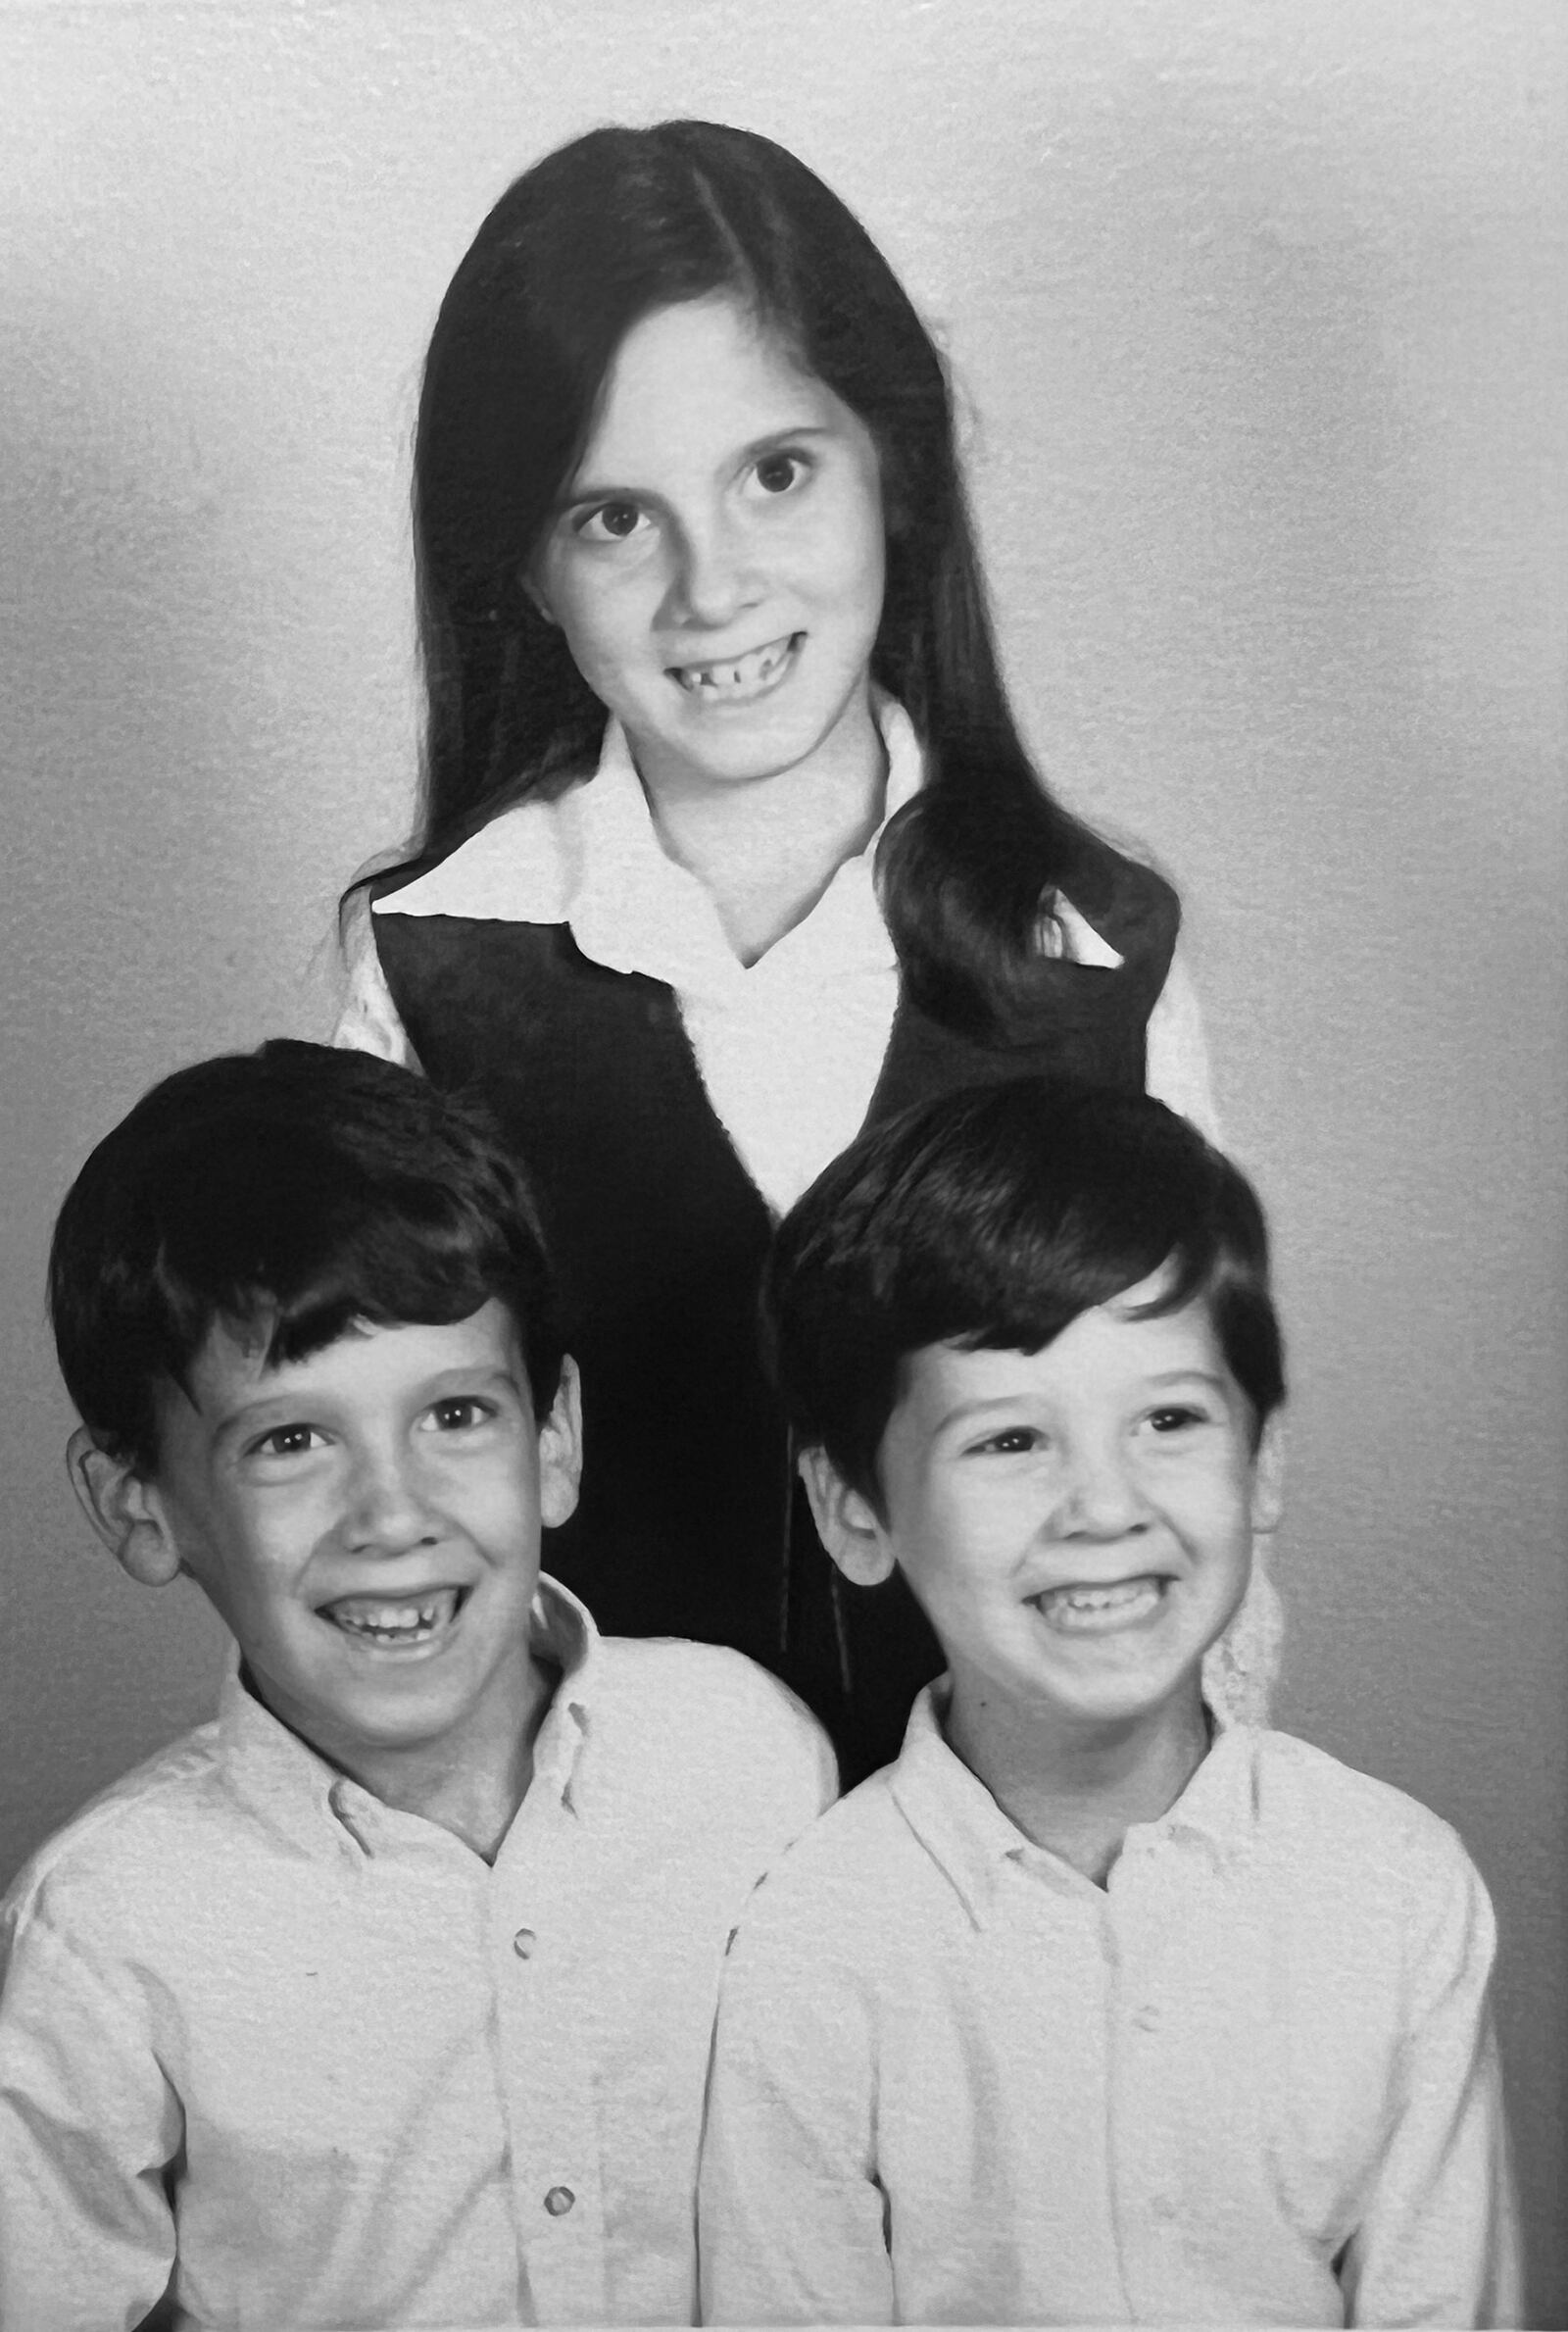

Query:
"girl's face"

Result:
[[532, 294, 886, 804]]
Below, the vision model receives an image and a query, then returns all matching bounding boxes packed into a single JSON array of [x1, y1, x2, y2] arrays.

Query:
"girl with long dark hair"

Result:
[[337, 119, 1276, 1777]]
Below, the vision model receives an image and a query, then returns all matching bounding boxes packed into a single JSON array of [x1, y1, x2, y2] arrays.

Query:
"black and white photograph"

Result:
[[1, 4, 1563, 2324]]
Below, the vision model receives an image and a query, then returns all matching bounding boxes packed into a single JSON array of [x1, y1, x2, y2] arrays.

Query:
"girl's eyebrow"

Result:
[[558, 422, 836, 513]]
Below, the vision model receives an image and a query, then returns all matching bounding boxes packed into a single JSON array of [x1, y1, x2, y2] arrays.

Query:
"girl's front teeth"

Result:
[[672, 636, 793, 694]]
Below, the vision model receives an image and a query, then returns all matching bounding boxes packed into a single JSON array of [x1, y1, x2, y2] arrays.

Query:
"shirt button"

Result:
[[1133, 2003, 1161, 2032], [544, 2185, 575, 2217], [512, 1928, 537, 1960]]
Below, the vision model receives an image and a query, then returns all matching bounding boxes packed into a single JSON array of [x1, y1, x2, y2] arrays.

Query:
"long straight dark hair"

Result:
[[408, 119, 1133, 1038]]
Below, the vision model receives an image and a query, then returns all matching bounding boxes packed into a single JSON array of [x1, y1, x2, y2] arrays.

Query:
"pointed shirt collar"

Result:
[[376, 699, 926, 1002], [214, 1572, 600, 1859], [888, 1680, 1261, 1928]]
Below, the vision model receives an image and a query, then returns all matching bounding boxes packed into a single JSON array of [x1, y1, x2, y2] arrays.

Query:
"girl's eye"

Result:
[[752, 450, 807, 496], [575, 500, 647, 544], [248, 1423, 324, 1460], [425, 1396, 494, 1433]]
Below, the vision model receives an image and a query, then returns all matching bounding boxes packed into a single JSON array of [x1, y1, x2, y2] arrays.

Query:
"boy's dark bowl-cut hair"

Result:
[[764, 1076, 1285, 1506], [49, 1040, 564, 1474]]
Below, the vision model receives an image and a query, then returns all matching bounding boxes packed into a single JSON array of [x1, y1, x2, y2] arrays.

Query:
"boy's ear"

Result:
[[536, 1356, 583, 1531], [1250, 1413, 1286, 1538], [797, 1446, 896, 1587], [66, 1426, 184, 1587]]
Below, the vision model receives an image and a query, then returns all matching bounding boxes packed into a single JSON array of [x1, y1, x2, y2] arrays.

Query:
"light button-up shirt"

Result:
[[0, 1578, 836, 2330], [699, 1689, 1521, 2326]]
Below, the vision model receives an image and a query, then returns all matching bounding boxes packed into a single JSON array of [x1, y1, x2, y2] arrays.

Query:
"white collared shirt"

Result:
[[0, 1579, 835, 2331], [698, 1689, 1521, 2328], [335, 705, 1219, 1216]]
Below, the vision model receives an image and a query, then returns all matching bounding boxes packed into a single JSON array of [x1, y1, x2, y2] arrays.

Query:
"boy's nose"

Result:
[[1052, 1445, 1152, 1539], [340, 1452, 440, 1554]]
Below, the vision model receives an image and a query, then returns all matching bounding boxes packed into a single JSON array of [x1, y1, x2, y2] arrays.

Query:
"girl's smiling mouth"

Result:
[[667, 633, 800, 701]]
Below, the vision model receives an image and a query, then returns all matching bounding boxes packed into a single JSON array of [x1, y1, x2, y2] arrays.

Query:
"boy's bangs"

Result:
[[264, 1211, 512, 1370], [883, 1113, 1227, 1362], [946, 1223, 1220, 1363], [50, 1042, 564, 1473], [148, 1161, 522, 1399], [765, 1079, 1284, 1497]]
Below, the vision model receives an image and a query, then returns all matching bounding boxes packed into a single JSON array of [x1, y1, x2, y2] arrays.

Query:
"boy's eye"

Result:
[[574, 499, 647, 544], [247, 1423, 325, 1460], [1147, 1405, 1207, 1435], [968, 1426, 1042, 1457], [424, 1396, 495, 1433], [752, 450, 808, 496]]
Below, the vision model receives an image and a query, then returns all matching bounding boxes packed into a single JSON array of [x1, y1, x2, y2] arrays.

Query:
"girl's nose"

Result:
[[668, 513, 760, 629]]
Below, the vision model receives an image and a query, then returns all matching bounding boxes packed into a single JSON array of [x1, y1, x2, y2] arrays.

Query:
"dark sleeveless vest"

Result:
[[373, 834, 1178, 1781]]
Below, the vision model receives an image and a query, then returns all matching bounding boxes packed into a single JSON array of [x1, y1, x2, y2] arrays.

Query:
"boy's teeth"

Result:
[[326, 1589, 459, 1640], [1036, 1577, 1163, 1626], [673, 636, 791, 694]]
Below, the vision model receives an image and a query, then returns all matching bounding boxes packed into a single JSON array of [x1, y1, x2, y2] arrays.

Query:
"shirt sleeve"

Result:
[[1339, 1841, 1524, 2328], [0, 1888, 181, 2331], [330, 882, 418, 1067], [761, 1671, 840, 1829], [1145, 948, 1223, 1141], [698, 1896, 893, 2326]]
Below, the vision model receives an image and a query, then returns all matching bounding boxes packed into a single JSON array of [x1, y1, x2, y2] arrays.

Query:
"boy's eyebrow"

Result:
[[1138, 1368, 1233, 1392], [558, 423, 836, 512], [933, 1368, 1235, 1433]]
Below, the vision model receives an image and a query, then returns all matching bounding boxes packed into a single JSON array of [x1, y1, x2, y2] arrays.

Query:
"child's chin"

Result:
[[315, 1674, 468, 1750], [1035, 1657, 1204, 1730]]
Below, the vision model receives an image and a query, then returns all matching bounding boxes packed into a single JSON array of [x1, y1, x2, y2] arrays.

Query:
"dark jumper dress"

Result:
[[373, 830, 1178, 1782]]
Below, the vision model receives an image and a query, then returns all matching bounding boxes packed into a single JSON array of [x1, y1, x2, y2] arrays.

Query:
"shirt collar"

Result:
[[215, 1571, 601, 1858], [375, 696, 927, 995], [888, 1682, 1261, 1925], [564, 696, 924, 997], [564, 719, 729, 990]]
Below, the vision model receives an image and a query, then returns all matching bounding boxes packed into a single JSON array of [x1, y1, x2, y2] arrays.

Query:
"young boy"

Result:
[[698, 1077, 1521, 2328], [0, 1041, 834, 2332]]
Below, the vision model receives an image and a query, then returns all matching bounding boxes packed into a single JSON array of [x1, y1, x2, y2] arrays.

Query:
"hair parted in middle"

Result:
[[48, 1040, 564, 1476], [763, 1075, 1286, 1508], [403, 117, 1115, 1039]]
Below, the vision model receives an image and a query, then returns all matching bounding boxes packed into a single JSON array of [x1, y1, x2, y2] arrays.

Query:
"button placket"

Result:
[[491, 1812, 606, 2319], [1105, 1870, 1166, 2297]]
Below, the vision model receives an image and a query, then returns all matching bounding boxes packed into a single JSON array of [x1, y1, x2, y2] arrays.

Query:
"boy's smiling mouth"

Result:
[[1028, 1575, 1169, 1634], [318, 1587, 468, 1649]]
